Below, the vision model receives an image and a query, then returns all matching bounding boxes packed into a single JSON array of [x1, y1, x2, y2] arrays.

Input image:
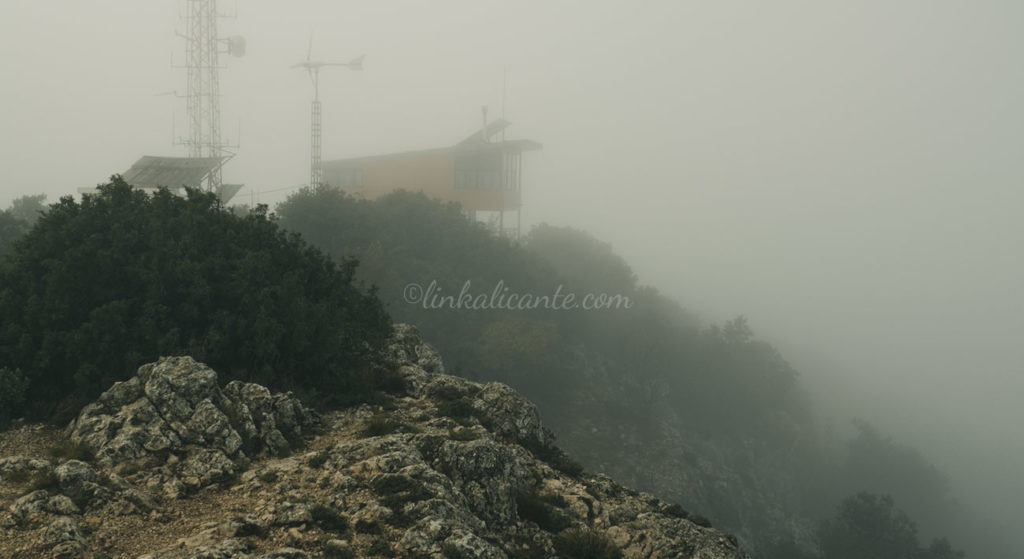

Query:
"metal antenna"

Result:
[[292, 33, 363, 188], [179, 0, 245, 192]]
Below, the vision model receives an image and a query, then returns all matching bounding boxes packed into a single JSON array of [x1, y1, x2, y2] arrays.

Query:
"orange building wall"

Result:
[[356, 153, 518, 212]]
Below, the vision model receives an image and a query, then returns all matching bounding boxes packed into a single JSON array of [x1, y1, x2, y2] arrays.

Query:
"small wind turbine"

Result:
[[292, 34, 364, 188]]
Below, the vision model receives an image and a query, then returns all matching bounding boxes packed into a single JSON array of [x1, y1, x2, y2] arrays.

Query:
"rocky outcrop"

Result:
[[66, 356, 315, 497], [0, 325, 748, 559]]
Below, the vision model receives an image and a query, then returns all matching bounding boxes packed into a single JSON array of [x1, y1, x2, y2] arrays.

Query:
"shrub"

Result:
[[441, 543, 468, 559], [355, 519, 382, 534], [308, 450, 330, 468], [436, 398, 475, 419], [554, 528, 622, 559], [0, 367, 28, 428], [427, 384, 469, 402], [541, 493, 569, 508], [0, 180, 391, 421], [364, 364, 407, 395], [516, 488, 571, 533], [371, 473, 431, 509], [360, 413, 413, 437], [447, 427, 479, 442], [322, 541, 356, 559], [663, 503, 689, 519], [48, 440, 95, 462], [506, 540, 548, 559], [258, 470, 278, 483], [311, 504, 349, 533], [519, 436, 585, 477], [365, 538, 394, 557], [232, 455, 251, 473], [3, 469, 31, 484], [689, 514, 713, 528], [25, 470, 60, 494]]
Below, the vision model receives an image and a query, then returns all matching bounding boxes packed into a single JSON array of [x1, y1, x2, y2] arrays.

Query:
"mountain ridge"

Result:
[[0, 324, 746, 559]]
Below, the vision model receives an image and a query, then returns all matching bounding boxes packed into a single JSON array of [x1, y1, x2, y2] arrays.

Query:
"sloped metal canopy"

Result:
[[456, 119, 512, 147], [216, 183, 245, 203], [121, 155, 227, 190]]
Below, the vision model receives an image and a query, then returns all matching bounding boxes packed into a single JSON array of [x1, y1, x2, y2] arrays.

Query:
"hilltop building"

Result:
[[321, 119, 541, 238]]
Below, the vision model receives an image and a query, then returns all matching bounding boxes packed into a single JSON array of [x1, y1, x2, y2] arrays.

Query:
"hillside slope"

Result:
[[0, 325, 746, 559]]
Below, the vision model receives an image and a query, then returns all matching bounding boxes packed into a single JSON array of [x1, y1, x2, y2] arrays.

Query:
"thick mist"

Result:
[[3, 0, 1022, 554]]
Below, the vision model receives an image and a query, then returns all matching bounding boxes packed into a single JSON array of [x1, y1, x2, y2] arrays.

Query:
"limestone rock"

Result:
[[3, 325, 748, 559], [143, 538, 252, 559], [66, 356, 315, 494], [0, 456, 53, 479], [5, 491, 80, 528], [43, 516, 85, 559], [386, 323, 445, 374]]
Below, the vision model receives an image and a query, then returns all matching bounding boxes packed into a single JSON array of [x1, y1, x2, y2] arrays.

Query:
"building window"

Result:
[[455, 152, 503, 190]]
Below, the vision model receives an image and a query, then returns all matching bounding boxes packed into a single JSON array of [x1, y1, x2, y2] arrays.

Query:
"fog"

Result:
[[3, 0, 1022, 552]]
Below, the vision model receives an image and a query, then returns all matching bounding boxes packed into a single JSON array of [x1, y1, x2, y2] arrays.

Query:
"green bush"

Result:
[[553, 528, 622, 559], [441, 543, 468, 559], [322, 541, 355, 559], [308, 450, 330, 468], [436, 397, 476, 419], [365, 538, 395, 557], [311, 504, 349, 533], [689, 514, 713, 528], [48, 440, 95, 462], [0, 367, 28, 428], [447, 427, 479, 442], [663, 503, 688, 519], [516, 488, 571, 532], [355, 518, 382, 534], [360, 413, 416, 437], [25, 470, 60, 494], [519, 436, 585, 478], [364, 364, 407, 395], [258, 470, 278, 483], [0, 179, 391, 421], [371, 473, 431, 509]]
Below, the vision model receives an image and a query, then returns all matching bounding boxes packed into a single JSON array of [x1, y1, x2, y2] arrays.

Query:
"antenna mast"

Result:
[[181, 0, 244, 192], [293, 37, 363, 188]]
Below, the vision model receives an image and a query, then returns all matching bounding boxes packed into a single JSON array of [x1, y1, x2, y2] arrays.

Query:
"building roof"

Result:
[[121, 155, 227, 190], [456, 119, 512, 147], [323, 121, 541, 167]]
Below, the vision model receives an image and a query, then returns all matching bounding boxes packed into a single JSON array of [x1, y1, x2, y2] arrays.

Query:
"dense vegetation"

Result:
[[765, 492, 963, 559], [276, 187, 810, 436], [274, 186, 982, 558], [0, 194, 45, 258], [0, 179, 390, 423], [0, 183, 989, 558]]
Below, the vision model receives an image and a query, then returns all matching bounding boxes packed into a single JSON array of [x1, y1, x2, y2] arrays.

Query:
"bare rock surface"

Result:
[[0, 325, 748, 559], [66, 356, 315, 497]]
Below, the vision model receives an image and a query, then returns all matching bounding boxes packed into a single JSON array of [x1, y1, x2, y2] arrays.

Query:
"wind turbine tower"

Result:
[[293, 38, 364, 188]]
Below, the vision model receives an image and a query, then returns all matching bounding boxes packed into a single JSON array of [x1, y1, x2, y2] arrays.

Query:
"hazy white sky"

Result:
[[2, 0, 1022, 530]]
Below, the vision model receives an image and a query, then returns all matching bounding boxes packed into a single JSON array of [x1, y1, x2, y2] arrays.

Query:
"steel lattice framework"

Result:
[[293, 41, 363, 189], [183, 0, 224, 191]]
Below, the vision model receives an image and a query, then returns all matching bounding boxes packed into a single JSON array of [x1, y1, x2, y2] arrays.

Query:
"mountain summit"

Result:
[[0, 324, 746, 559]]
